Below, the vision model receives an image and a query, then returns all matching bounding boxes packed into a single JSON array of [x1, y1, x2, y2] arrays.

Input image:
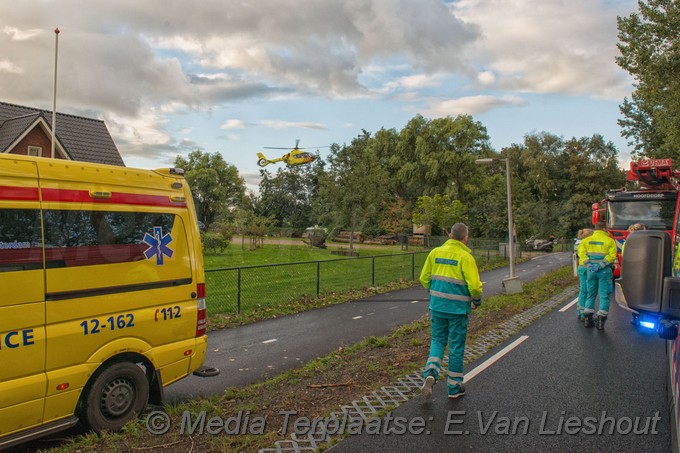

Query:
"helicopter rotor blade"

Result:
[[263, 145, 331, 150], [295, 138, 300, 149]]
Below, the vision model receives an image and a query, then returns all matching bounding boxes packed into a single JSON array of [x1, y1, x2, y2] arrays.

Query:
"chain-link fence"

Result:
[[205, 244, 516, 316]]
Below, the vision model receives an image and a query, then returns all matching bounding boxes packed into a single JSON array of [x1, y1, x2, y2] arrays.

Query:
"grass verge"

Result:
[[206, 255, 513, 330], [51, 265, 576, 453]]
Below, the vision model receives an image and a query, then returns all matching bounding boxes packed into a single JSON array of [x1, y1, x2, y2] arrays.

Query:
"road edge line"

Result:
[[465, 335, 529, 383]]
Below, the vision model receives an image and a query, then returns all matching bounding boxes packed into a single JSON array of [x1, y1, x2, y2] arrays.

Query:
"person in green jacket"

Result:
[[575, 228, 594, 321], [577, 220, 618, 330], [420, 223, 483, 399]]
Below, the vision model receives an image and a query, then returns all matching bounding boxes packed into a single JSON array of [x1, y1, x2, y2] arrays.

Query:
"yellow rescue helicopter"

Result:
[[256, 139, 325, 167]]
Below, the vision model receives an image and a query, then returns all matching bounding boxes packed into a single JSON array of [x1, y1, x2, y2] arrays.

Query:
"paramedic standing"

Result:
[[420, 223, 483, 399], [575, 228, 594, 321], [578, 219, 617, 330]]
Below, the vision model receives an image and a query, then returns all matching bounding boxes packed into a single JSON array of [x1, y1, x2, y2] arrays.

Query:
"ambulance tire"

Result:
[[80, 361, 150, 432]]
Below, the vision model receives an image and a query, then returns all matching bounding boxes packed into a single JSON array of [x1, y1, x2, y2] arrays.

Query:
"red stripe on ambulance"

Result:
[[41, 188, 187, 207], [0, 186, 39, 201]]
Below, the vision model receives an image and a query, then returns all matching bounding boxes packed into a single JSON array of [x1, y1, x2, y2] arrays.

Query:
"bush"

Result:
[[209, 222, 234, 241], [201, 232, 231, 255]]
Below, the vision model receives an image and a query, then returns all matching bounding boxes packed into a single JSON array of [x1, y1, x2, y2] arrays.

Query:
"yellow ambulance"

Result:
[[0, 154, 208, 448]]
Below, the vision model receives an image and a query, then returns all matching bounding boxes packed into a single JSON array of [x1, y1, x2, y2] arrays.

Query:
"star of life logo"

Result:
[[142, 226, 174, 265]]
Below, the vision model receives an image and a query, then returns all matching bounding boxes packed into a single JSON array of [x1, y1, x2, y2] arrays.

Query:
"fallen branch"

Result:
[[132, 440, 183, 451], [307, 381, 352, 389]]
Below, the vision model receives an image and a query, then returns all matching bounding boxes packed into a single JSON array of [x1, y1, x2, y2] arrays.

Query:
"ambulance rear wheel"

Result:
[[80, 362, 150, 432]]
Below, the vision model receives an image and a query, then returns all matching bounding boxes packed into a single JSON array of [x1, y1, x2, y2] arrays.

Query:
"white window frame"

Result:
[[27, 146, 42, 157]]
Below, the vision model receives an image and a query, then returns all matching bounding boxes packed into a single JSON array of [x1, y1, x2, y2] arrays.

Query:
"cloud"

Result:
[[221, 119, 246, 130], [451, 0, 636, 99], [477, 71, 495, 85], [424, 95, 527, 117], [0, 27, 197, 116], [381, 73, 444, 92], [0, 58, 23, 74], [3, 26, 43, 41], [102, 109, 182, 162], [0, 0, 637, 169]]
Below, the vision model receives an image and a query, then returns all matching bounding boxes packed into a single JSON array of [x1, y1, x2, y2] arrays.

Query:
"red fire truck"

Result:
[[612, 160, 680, 448], [592, 158, 680, 277]]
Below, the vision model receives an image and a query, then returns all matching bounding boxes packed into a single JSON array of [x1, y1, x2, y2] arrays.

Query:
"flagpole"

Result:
[[51, 27, 59, 159]]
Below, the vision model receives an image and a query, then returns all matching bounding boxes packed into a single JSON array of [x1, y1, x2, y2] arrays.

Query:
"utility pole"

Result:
[[51, 27, 60, 159]]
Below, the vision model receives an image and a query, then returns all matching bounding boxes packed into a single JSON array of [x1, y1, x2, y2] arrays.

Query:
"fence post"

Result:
[[317, 261, 320, 296], [412, 253, 415, 281], [371, 256, 375, 286], [237, 268, 241, 315]]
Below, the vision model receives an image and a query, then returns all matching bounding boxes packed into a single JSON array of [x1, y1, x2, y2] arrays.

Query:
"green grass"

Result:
[[204, 251, 427, 316], [203, 242, 406, 268], [203, 244, 509, 317], [204, 243, 342, 268]]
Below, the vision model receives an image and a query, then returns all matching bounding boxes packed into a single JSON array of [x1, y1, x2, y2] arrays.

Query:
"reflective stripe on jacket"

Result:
[[420, 239, 483, 315], [577, 230, 617, 268]]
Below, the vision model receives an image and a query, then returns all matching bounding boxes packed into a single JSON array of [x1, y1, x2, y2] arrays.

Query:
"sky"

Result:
[[0, 0, 639, 191]]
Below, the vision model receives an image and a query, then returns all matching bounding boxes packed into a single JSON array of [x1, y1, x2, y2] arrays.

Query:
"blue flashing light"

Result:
[[640, 321, 656, 329]]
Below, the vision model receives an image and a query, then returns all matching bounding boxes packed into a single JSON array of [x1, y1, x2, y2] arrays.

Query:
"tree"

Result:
[[381, 198, 413, 235], [256, 155, 325, 232], [467, 171, 512, 240], [318, 131, 391, 250], [412, 194, 468, 236], [390, 116, 430, 204], [232, 207, 277, 250], [384, 115, 492, 205], [417, 115, 492, 204], [616, 0, 680, 158], [174, 151, 245, 228], [497, 133, 624, 239], [561, 134, 625, 234]]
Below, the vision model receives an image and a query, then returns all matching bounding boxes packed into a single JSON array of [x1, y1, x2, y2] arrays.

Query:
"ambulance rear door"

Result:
[[0, 157, 46, 436]]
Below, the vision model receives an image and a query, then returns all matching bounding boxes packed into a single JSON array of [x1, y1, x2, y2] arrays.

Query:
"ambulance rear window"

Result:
[[43, 210, 175, 267]]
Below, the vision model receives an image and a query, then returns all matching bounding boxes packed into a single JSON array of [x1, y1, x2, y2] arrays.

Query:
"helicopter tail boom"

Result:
[[257, 152, 270, 167]]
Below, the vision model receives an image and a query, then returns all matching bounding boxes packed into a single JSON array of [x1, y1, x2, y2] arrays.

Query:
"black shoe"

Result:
[[584, 314, 594, 328], [448, 385, 466, 399], [596, 316, 607, 330]]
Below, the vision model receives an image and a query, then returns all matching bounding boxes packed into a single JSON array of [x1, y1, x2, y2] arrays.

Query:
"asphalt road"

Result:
[[8, 252, 573, 452], [166, 252, 573, 403], [329, 291, 671, 452]]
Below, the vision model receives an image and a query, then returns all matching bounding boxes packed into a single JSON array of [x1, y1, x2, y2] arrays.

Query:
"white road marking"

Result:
[[464, 335, 529, 383], [352, 316, 363, 320], [262, 338, 278, 344], [367, 312, 375, 316], [389, 306, 399, 310], [559, 298, 579, 312], [411, 300, 419, 304]]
